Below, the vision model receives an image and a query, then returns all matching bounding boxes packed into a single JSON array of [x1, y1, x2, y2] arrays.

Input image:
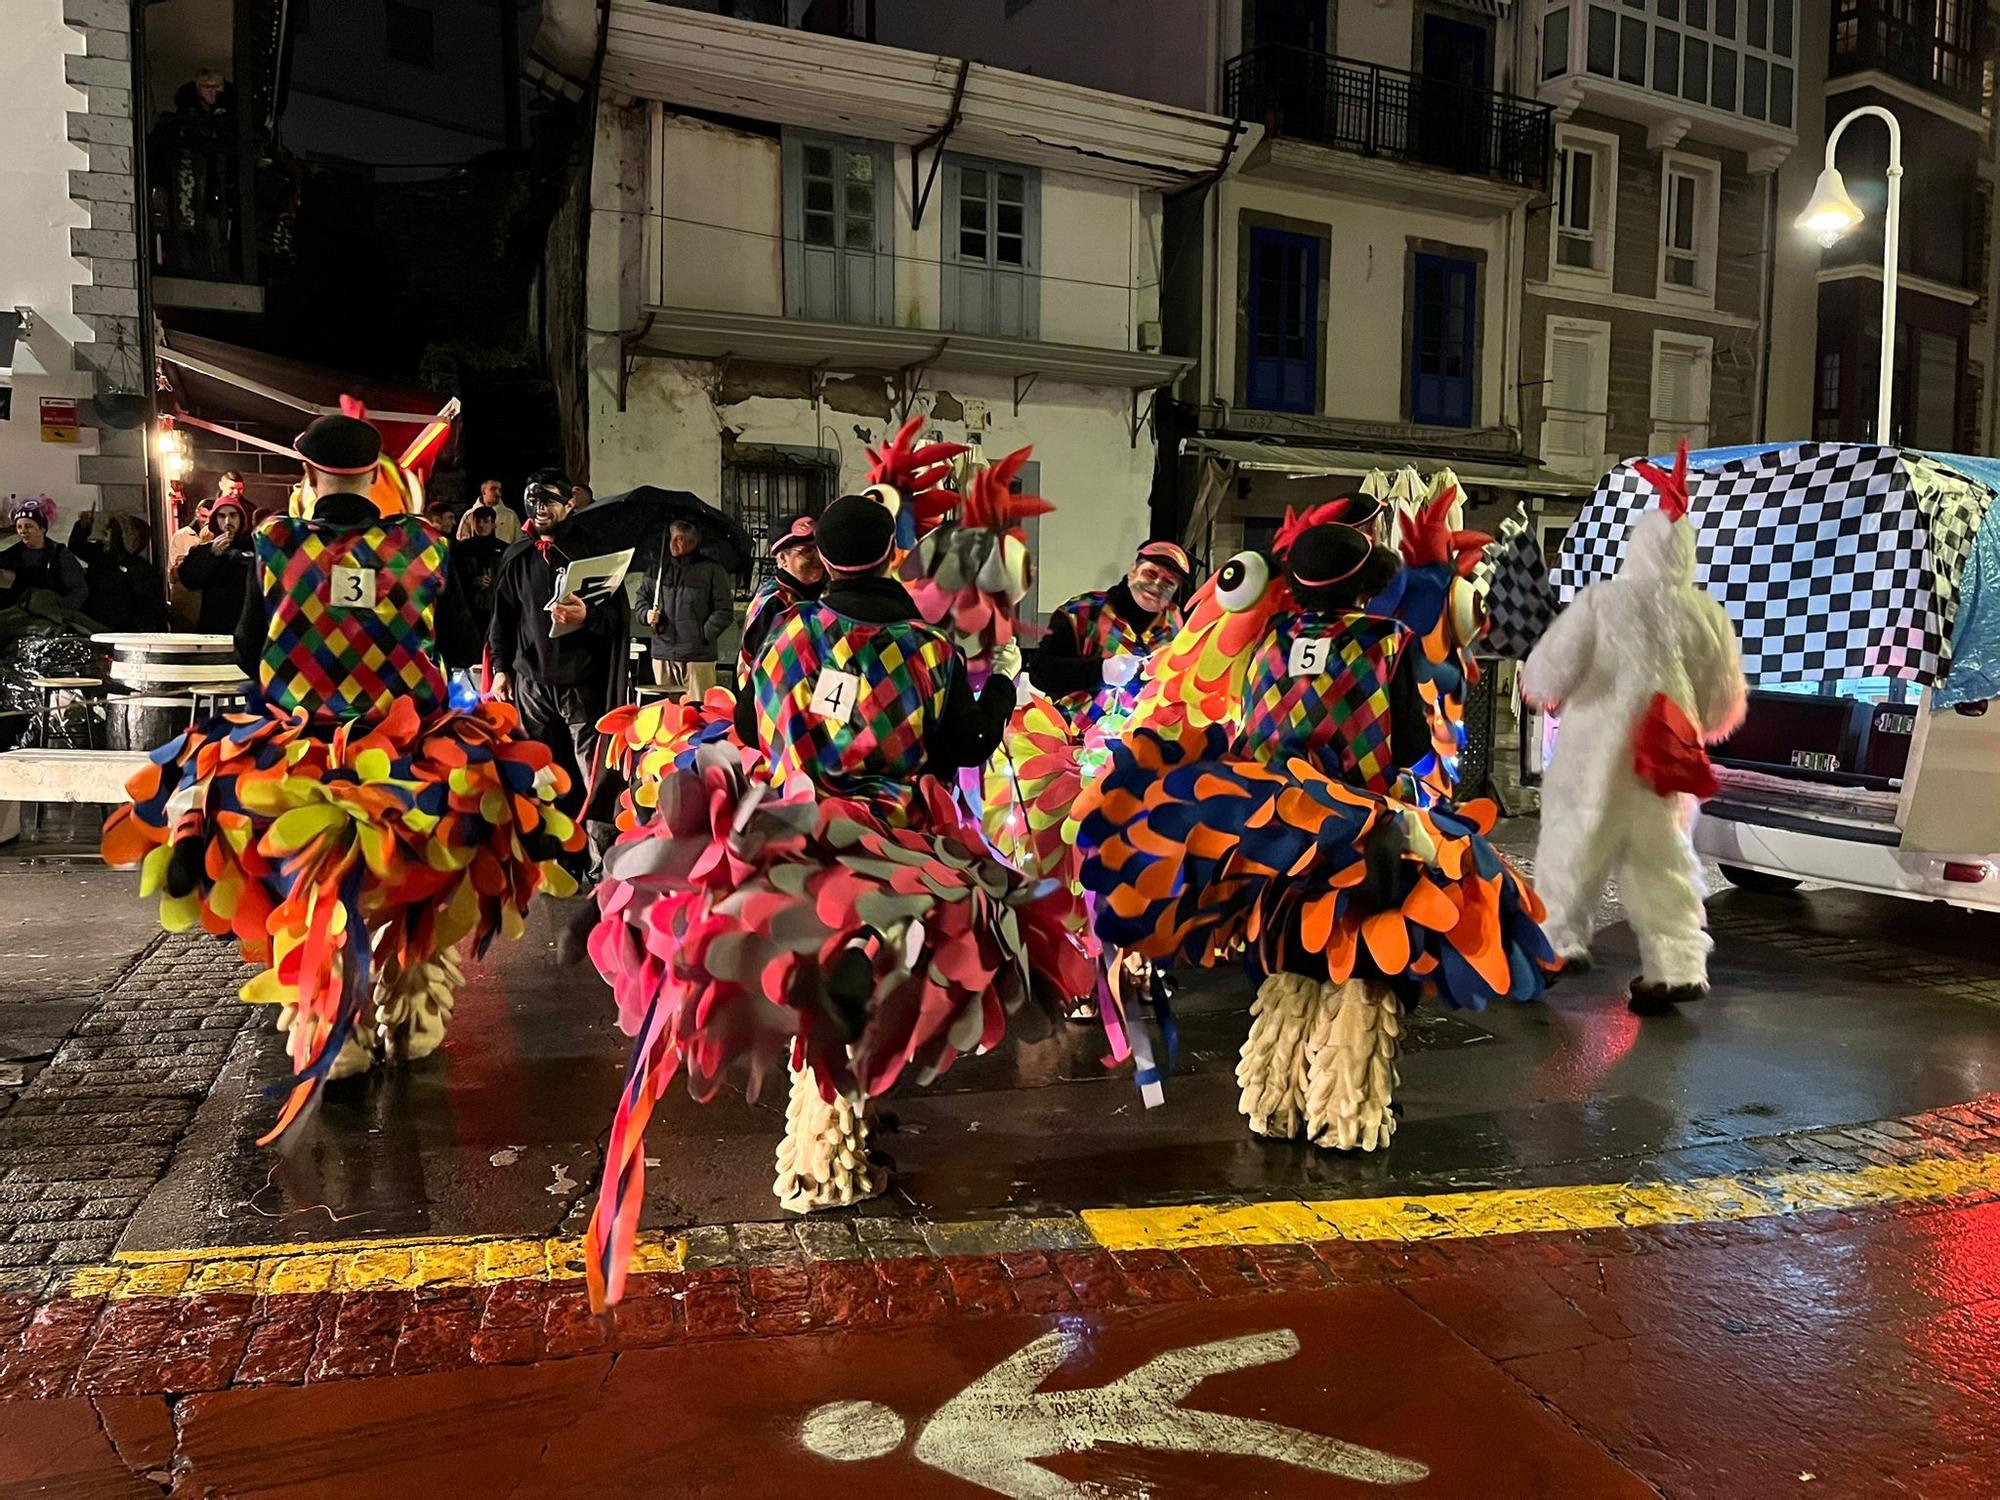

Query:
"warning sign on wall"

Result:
[[39, 397, 78, 444]]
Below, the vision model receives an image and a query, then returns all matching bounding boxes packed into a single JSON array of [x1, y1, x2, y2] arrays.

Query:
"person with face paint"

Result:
[[735, 515, 827, 683], [1028, 541, 1190, 727], [176, 490, 257, 634], [0, 497, 90, 614]]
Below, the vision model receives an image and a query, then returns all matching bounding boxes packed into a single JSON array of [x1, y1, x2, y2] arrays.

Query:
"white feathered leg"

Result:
[[1304, 979, 1402, 1152], [774, 1060, 886, 1214], [1235, 973, 1321, 1140]]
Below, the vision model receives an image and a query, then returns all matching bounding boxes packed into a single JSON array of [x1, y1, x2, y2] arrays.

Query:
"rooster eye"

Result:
[[1214, 551, 1270, 612], [861, 483, 901, 511]]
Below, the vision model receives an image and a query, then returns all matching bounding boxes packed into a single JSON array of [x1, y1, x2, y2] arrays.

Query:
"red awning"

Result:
[[157, 331, 449, 461]]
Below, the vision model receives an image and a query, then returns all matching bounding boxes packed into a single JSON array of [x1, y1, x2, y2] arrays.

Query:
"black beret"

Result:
[[295, 413, 382, 475], [817, 494, 898, 574], [1286, 523, 1372, 591]]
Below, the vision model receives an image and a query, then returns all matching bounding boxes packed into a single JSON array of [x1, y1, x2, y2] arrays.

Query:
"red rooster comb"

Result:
[[1273, 497, 1353, 556], [339, 394, 368, 420], [1398, 487, 1492, 578], [959, 447, 1051, 534], [1634, 438, 1692, 523], [864, 415, 968, 531]]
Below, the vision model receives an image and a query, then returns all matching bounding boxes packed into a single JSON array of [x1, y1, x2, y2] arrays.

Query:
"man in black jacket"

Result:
[[1027, 540, 1189, 725], [733, 493, 1013, 772], [488, 471, 628, 881], [232, 414, 483, 681]]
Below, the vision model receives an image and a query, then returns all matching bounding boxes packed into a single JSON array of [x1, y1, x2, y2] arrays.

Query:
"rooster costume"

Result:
[[102, 410, 581, 1139], [1521, 442, 1746, 1012], [1079, 501, 1553, 1149], [585, 488, 1090, 1308]]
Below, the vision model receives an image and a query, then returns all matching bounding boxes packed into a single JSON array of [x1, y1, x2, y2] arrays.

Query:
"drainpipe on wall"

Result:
[[1755, 170, 1776, 441]]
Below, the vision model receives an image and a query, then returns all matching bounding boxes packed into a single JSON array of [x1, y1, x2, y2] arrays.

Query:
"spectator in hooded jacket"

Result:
[[176, 495, 256, 635], [639, 519, 734, 700], [0, 497, 89, 614]]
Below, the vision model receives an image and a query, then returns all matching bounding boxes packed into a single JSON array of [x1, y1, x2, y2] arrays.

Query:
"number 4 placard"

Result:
[[329, 565, 378, 610], [810, 667, 862, 723], [1288, 636, 1332, 677]]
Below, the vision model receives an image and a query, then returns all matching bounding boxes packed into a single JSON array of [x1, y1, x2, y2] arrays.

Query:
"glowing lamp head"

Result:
[[1796, 166, 1865, 249]]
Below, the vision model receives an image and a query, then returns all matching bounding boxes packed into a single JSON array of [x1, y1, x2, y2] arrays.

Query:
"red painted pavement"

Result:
[[1, 1197, 1997, 1496]]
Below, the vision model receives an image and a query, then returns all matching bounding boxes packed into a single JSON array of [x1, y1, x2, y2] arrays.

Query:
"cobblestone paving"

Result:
[[0, 935, 252, 1293]]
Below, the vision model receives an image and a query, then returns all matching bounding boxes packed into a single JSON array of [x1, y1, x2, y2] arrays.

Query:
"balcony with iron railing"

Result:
[[1224, 45, 1555, 192], [1831, 0, 1985, 113]]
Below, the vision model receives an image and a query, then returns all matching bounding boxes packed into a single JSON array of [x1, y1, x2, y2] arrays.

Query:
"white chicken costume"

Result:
[[1521, 444, 1747, 1010]]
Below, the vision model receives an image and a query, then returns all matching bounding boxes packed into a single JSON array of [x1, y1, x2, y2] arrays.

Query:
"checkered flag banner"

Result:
[[1550, 443, 1989, 687], [1482, 520, 1559, 660]]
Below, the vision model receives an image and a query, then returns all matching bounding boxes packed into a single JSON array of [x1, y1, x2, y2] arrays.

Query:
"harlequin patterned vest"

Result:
[[255, 515, 450, 722], [1235, 610, 1411, 795], [1053, 590, 1182, 728], [737, 572, 809, 680], [753, 603, 957, 823]]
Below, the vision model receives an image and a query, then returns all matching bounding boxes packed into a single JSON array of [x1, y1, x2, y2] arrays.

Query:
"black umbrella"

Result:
[[562, 486, 754, 577]]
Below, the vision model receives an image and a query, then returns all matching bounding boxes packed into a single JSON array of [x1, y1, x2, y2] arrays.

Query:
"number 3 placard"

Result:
[[1288, 636, 1332, 677], [329, 566, 378, 610], [810, 667, 862, 723]]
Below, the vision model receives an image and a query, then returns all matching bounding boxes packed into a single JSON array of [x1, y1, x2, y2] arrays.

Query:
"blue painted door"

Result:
[[1410, 253, 1477, 427], [1246, 227, 1319, 414]]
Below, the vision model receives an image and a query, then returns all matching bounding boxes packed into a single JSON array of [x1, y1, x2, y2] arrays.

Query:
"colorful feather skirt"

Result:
[[101, 696, 581, 1142], [585, 744, 1094, 1306], [598, 687, 748, 831], [1077, 724, 1555, 1011]]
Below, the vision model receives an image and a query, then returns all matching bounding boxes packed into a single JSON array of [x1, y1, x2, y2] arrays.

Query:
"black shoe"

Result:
[[554, 901, 597, 967], [1628, 977, 1708, 1016]]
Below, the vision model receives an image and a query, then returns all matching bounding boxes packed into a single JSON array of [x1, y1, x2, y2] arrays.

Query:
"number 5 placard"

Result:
[[1287, 636, 1332, 677], [329, 565, 378, 610], [809, 667, 862, 723]]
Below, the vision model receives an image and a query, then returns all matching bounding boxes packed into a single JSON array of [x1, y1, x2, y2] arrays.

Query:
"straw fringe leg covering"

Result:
[[1304, 978, 1401, 1152], [773, 1059, 886, 1214], [1235, 973, 1323, 1140]]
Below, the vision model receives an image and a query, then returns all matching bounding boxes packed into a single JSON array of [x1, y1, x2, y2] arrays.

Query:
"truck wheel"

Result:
[[1720, 865, 1802, 894]]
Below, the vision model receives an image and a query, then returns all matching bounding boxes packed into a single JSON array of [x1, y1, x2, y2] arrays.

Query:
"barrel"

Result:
[[91, 635, 249, 750]]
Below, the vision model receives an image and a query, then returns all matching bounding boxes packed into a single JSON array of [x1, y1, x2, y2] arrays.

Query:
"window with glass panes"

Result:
[[1554, 130, 1615, 275], [1660, 154, 1718, 297], [941, 158, 1039, 340], [1560, 0, 1794, 126], [784, 134, 894, 325]]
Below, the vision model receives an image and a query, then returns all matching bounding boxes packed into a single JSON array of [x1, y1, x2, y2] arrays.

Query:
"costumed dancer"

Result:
[[1080, 509, 1553, 1150], [982, 536, 1191, 1029], [102, 409, 581, 1125], [585, 493, 1091, 1306], [1521, 442, 1746, 1014], [736, 515, 826, 682]]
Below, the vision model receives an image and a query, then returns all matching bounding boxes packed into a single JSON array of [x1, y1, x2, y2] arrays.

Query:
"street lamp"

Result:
[[1797, 105, 1903, 444]]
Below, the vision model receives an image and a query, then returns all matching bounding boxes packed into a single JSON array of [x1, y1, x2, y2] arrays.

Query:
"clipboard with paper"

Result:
[[548, 548, 634, 637]]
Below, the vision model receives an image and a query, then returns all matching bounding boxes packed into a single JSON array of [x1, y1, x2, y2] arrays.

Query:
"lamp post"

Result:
[[1796, 105, 1904, 445]]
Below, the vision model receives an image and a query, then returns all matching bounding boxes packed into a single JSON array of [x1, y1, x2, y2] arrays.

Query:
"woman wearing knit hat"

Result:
[[583, 489, 1092, 1309], [103, 405, 583, 1145], [1077, 501, 1553, 1154], [0, 496, 90, 615]]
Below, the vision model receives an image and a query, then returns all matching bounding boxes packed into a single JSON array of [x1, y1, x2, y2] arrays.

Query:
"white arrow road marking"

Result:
[[800, 1326, 1430, 1497]]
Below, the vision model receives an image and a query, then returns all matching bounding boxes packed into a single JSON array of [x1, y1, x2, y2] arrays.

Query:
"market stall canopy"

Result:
[[157, 331, 449, 462], [1180, 437, 1597, 497]]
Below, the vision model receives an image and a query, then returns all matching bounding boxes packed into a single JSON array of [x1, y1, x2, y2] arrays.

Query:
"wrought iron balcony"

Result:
[[1831, 0, 1984, 112], [1225, 45, 1554, 192]]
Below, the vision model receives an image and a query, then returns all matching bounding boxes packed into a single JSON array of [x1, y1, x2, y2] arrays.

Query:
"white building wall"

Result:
[[591, 363, 1151, 614], [0, 1, 98, 518], [1212, 176, 1514, 428], [645, 110, 1158, 352]]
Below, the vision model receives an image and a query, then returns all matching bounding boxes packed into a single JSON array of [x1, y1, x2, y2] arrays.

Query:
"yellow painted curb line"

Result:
[[1080, 1152, 2000, 1252], [62, 1231, 685, 1301], [55, 1151, 2000, 1301]]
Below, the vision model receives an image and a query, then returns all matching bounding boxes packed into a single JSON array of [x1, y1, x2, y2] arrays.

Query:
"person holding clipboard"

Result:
[[488, 468, 632, 884]]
